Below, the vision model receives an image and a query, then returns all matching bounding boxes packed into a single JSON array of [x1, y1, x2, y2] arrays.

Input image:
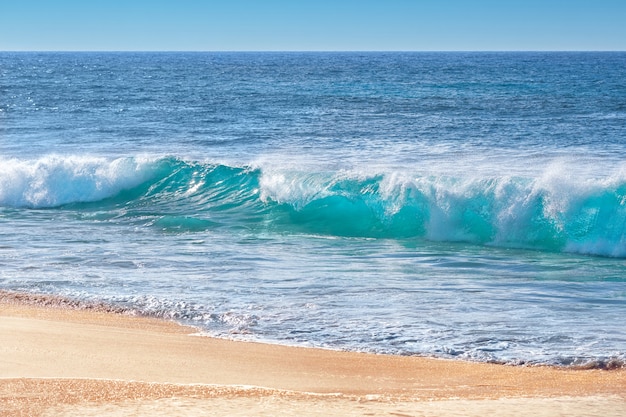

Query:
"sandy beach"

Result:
[[1, 291, 624, 416]]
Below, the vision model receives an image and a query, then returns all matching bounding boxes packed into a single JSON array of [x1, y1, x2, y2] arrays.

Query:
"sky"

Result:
[[1, 0, 625, 51]]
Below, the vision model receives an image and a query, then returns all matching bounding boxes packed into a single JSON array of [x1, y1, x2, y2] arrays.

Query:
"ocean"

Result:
[[1, 52, 625, 367]]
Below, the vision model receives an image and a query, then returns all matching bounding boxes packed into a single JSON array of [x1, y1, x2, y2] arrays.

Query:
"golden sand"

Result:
[[1, 291, 624, 416]]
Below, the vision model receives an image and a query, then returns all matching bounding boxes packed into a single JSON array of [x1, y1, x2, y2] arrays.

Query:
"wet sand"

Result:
[[1, 291, 624, 416]]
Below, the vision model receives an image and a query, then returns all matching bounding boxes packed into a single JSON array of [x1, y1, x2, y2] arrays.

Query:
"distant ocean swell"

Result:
[[1, 155, 625, 258]]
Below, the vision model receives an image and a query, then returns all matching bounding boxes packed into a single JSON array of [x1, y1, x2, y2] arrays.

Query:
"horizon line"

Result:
[[2, 49, 625, 53]]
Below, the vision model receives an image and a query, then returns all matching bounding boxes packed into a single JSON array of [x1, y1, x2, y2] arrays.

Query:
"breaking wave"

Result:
[[1, 155, 625, 257]]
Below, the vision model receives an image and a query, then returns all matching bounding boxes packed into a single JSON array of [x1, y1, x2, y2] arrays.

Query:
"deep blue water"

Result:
[[1, 52, 625, 366]]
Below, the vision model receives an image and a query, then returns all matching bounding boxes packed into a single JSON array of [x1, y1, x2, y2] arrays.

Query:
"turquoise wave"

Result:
[[1, 156, 625, 257]]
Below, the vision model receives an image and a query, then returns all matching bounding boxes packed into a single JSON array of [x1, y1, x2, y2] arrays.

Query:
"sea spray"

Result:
[[0, 155, 163, 208], [2, 52, 625, 366], [1, 155, 625, 257]]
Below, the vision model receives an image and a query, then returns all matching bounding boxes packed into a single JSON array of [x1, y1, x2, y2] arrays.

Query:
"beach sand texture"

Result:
[[1, 292, 624, 416]]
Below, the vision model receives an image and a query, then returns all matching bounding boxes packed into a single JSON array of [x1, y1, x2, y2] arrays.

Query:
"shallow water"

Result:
[[1, 52, 625, 365]]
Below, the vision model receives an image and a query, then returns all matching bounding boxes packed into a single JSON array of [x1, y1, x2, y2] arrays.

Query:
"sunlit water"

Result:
[[1, 52, 625, 366]]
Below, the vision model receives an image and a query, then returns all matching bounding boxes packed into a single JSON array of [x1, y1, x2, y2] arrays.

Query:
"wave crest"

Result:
[[0, 155, 163, 208], [2, 155, 625, 257]]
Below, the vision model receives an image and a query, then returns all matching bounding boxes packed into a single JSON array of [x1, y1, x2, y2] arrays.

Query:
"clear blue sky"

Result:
[[1, 0, 624, 51]]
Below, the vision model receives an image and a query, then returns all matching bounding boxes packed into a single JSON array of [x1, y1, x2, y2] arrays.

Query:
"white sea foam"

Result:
[[0, 155, 160, 208], [2, 52, 626, 367]]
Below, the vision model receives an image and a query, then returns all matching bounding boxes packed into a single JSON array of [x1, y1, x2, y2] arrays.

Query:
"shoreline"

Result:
[[1, 290, 625, 416]]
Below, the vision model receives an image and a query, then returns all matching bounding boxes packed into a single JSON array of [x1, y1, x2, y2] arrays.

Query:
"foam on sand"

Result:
[[1, 291, 624, 416]]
